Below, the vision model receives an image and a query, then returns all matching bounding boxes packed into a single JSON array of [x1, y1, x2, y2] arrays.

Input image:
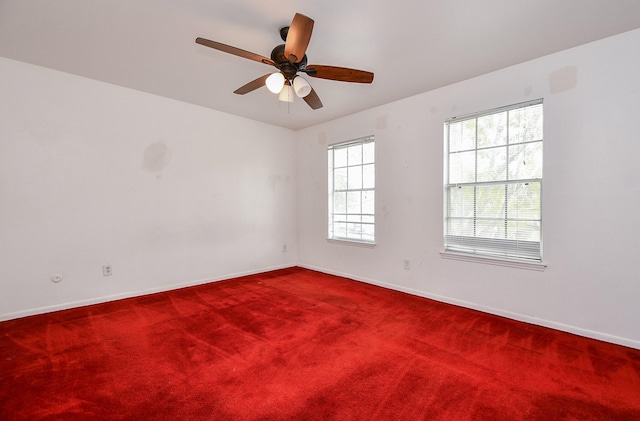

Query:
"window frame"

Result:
[[443, 100, 544, 265], [327, 135, 376, 245]]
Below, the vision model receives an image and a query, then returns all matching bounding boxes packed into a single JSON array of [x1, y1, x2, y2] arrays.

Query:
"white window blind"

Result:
[[328, 136, 375, 243], [444, 100, 543, 261]]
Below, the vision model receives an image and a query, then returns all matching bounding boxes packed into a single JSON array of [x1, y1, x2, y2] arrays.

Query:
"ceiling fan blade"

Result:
[[304, 65, 374, 83], [234, 74, 271, 95], [303, 87, 323, 110], [284, 13, 314, 63], [196, 37, 275, 66]]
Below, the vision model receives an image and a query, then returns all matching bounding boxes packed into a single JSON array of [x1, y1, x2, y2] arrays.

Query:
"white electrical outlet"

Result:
[[51, 274, 63, 283], [403, 259, 411, 270], [103, 265, 113, 276]]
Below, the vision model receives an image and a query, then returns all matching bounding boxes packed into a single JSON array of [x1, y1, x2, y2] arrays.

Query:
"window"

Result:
[[444, 100, 543, 261], [328, 136, 375, 243]]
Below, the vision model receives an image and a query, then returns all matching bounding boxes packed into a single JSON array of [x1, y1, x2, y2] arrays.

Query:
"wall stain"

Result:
[[376, 116, 387, 130], [524, 86, 533, 97], [142, 141, 171, 173], [549, 66, 578, 94], [382, 205, 390, 219]]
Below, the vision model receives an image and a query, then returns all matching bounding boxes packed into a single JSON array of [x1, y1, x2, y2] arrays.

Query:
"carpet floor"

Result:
[[1, 267, 639, 420]]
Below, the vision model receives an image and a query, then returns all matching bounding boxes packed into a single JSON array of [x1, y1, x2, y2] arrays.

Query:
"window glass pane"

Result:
[[333, 192, 346, 213], [348, 144, 362, 166], [449, 150, 475, 184], [447, 186, 474, 218], [449, 120, 476, 152], [347, 223, 363, 239], [477, 112, 507, 148], [507, 221, 540, 242], [509, 104, 543, 144], [333, 213, 346, 223], [362, 164, 375, 189], [334, 147, 348, 167], [347, 214, 361, 222], [476, 219, 506, 239], [477, 146, 507, 182], [447, 218, 474, 237], [348, 165, 362, 189], [347, 191, 361, 214], [508, 142, 543, 180], [362, 191, 374, 214], [363, 142, 375, 164], [476, 184, 506, 218], [334, 168, 347, 190], [507, 182, 541, 220], [362, 224, 375, 242], [362, 215, 374, 224], [333, 222, 347, 238]]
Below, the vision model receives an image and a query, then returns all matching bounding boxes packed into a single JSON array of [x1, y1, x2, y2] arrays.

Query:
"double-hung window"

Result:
[[328, 136, 375, 243], [444, 100, 543, 261]]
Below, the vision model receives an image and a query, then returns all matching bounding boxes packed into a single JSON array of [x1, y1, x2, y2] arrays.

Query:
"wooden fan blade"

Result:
[[305, 65, 374, 83], [196, 37, 275, 66], [234, 74, 271, 95], [284, 13, 314, 63], [303, 87, 323, 110]]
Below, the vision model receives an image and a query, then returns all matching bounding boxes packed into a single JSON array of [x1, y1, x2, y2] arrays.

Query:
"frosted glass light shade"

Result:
[[278, 84, 295, 103], [265, 73, 285, 94], [293, 76, 312, 97]]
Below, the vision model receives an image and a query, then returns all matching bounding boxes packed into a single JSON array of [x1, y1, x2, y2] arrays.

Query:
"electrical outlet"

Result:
[[103, 265, 113, 276], [51, 274, 63, 283], [403, 259, 411, 270]]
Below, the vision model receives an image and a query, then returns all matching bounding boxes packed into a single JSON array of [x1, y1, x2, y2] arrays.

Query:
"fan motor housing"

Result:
[[271, 44, 307, 79]]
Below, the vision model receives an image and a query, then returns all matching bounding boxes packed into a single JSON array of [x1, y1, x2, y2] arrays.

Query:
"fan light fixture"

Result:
[[293, 76, 312, 98], [278, 83, 295, 103], [265, 73, 312, 103], [265, 72, 285, 94]]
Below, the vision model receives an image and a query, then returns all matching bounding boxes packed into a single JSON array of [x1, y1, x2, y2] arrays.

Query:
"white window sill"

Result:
[[327, 238, 376, 248], [440, 250, 546, 271]]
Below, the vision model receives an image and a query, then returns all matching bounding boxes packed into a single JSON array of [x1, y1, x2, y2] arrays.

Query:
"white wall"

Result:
[[296, 29, 640, 349], [0, 57, 297, 319], [3, 29, 639, 349]]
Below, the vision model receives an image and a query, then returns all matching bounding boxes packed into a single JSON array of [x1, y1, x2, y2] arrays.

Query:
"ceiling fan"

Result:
[[195, 13, 374, 110]]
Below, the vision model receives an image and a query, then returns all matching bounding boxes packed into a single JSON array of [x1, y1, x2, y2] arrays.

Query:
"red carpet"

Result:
[[1, 267, 639, 420]]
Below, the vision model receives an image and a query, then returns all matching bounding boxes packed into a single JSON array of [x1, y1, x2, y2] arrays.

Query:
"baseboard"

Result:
[[0, 264, 295, 322], [298, 263, 640, 350]]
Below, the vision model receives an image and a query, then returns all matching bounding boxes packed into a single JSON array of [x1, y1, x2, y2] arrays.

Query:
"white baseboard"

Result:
[[0, 264, 294, 322], [6, 263, 638, 351], [298, 263, 640, 351]]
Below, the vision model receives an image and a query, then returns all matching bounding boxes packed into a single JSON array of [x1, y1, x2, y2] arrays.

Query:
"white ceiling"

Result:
[[2, 0, 640, 131]]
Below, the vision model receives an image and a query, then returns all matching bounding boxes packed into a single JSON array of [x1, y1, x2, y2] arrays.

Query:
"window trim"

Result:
[[326, 238, 377, 248], [440, 250, 547, 271]]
